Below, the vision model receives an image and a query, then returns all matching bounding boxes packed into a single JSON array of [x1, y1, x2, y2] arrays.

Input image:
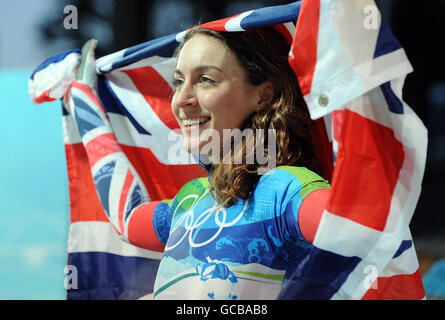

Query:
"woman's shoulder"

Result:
[[261, 165, 327, 184], [170, 176, 209, 215], [175, 176, 210, 198], [258, 165, 330, 200]]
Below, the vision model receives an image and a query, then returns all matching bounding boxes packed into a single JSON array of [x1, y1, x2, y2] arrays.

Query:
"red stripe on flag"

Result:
[[122, 67, 177, 131], [199, 14, 242, 31], [121, 144, 207, 201], [288, 0, 320, 96], [327, 109, 405, 231], [273, 24, 294, 46], [32, 89, 57, 104], [66, 142, 205, 223], [71, 81, 108, 118], [362, 269, 425, 300], [118, 169, 134, 234], [85, 133, 122, 168], [309, 117, 333, 180], [65, 143, 109, 223], [64, 88, 70, 106]]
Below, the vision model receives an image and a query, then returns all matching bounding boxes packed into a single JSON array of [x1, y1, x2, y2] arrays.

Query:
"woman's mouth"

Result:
[[182, 117, 211, 128]]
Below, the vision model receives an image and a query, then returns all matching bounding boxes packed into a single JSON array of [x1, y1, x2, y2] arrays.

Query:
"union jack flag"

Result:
[[28, 0, 426, 299]]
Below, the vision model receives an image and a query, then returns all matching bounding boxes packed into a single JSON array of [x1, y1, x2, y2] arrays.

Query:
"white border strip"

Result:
[[68, 221, 163, 260]]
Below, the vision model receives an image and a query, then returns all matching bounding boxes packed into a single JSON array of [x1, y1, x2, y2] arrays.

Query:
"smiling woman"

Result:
[[172, 34, 263, 148], [173, 27, 324, 208], [63, 25, 332, 300]]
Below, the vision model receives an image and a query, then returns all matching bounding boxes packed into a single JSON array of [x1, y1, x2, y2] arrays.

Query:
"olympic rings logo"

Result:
[[165, 190, 249, 251]]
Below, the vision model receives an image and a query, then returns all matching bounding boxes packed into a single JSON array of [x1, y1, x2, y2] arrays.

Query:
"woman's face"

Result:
[[171, 34, 263, 154]]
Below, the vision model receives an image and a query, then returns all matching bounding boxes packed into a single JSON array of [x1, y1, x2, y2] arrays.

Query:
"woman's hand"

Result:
[[75, 39, 98, 89]]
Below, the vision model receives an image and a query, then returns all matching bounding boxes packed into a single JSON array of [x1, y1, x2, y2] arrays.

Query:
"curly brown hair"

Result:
[[174, 27, 321, 207]]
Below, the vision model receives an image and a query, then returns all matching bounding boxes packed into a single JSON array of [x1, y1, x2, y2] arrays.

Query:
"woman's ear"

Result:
[[256, 81, 275, 110]]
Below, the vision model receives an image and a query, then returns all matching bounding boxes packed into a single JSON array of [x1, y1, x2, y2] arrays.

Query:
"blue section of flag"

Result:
[[62, 104, 69, 116], [373, 19, 402, 59], [98, 77, 152, 136], [73, 96, 106, 137], [380, 82, 404, 114], [393, 240, 412, 259], [125, 185, 145, 221], [240, 1, 301, 30], [111, 33, 179, 71], [67, 252, 160, 300], [278, 247, 361, 300], [93, 161, 116, 217]]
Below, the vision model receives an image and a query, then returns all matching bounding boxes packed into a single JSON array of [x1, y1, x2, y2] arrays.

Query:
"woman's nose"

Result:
[[174, 82, 197, 108]]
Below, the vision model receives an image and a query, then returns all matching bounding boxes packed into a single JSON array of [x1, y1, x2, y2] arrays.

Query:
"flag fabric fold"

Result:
[[282, 0, 426, 300], [29, 0, 426, 300]]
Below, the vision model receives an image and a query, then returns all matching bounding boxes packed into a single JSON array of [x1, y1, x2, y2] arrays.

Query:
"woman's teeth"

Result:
[[183, 117, 211, 127]]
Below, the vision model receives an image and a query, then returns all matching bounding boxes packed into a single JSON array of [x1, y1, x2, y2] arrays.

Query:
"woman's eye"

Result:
[[172, 76, 215, 89], [199, 75, 215, 85], [172, 78, 184, 88]]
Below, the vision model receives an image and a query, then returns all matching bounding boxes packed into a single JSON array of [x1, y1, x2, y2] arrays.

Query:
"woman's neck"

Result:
[[193, 153, 213, 175]]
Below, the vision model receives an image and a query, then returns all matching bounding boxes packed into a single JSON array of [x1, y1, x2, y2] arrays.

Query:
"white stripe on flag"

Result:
[[283, 22, 296, 37], [313, 210, 382, 259], [104, 71, 176, 147], [62, 114, 82, 145], [379, 245, 419, 278], [225, 10, 253, 31], [305, 0, 413, 121], [30, 52, 80, 102], [68, 221, 163, 260], [330, 204, 420, 299], [108, 113, 195, 165], [96, 48, 127, 74], [114, 55, 171, 74]]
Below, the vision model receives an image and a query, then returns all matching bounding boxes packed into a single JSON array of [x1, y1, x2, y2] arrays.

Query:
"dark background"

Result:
[[39, 0, 444, 253]]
